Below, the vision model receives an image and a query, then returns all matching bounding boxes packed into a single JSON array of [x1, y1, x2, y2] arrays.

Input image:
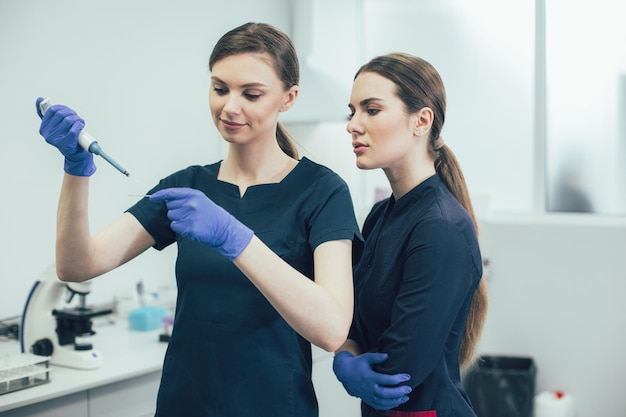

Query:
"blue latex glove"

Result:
[[35, 97, 96, 176], [149, 187, 254, 261], [333, 351, 412, 411]]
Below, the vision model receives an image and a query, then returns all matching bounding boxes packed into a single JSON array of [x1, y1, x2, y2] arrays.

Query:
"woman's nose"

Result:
[[223, 94, 241, 114], [346, 116, 362, 135]]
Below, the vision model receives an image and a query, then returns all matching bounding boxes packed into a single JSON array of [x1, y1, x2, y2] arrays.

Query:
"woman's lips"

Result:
[[352, 141, 368, 154], [220, 119, 246, 130]]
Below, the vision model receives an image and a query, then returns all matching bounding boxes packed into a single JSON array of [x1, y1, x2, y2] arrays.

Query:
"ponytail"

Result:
[[276, 122, 298, 159], [435, 145, 489, 369]]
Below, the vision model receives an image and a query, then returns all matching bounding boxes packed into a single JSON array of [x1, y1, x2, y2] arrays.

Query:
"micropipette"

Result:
[[38, 98, 130, 177]]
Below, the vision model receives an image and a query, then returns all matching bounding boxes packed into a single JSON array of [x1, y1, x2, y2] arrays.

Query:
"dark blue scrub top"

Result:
[[127, 157, 361, 417], [350, 174, 483, 417]]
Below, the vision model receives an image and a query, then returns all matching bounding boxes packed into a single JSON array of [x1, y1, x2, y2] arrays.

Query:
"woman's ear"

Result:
[[279, 85, 299, 112], [413, 107, 434, 136]]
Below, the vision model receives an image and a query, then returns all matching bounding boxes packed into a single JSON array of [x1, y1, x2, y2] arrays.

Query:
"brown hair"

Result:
[[356, 52, 488, 368], [208, 22, 299, 158]]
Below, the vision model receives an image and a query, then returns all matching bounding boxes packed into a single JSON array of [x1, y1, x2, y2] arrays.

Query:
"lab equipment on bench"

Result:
[[38, 97, 130, 177], [0, 353, 50, 395], [20, 264, 113, 370]]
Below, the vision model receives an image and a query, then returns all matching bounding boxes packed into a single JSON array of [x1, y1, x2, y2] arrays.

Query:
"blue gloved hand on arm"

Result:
[[333, 350, 412, 411], [149, 187, 254, 261], [35, 97, 96, 176]]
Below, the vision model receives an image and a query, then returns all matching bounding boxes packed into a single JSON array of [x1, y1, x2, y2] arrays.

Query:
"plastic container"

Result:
[[463, 355, 536, 417], [0, 353, 50, 395], [128, 306, 170, 331], [534, 390, 575, 417]]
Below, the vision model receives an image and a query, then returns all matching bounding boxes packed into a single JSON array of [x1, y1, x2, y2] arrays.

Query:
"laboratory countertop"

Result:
[[0, 317, 168, 412]]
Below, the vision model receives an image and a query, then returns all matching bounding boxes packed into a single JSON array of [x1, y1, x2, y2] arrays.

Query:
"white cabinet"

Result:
[[0, 372, 161, 417], [0, 323, 166, 417], [89, 372, 161, 417], [0, 392, 88, 417]]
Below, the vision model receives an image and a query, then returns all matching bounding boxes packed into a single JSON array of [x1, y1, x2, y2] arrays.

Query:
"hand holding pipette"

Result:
[[36, 97, 130, 177]]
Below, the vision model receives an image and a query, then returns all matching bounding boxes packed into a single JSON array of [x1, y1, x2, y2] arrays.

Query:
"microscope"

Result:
[[20, 264, 113, 370]]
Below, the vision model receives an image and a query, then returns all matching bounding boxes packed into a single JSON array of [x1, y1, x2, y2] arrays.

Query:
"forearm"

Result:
[[234, 236, 353, 352], [55, 174, 95, 281]]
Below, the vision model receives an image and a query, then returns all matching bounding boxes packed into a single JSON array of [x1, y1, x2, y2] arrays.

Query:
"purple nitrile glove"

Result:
[[149, 187, 254, 261], [35, 97, 96, 176], [332, 351, 412, 411]]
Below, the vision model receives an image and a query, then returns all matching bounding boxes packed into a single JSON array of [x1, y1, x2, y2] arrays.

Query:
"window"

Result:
[[545, 0, 626, 215], [361, 0, 625, 216], [361, 0, 535, 216]]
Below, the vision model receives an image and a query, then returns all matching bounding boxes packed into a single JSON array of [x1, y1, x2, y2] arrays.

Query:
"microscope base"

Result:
[[51, 346, 103, 370]]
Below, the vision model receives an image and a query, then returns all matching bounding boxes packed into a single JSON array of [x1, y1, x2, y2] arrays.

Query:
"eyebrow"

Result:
[[210, 76, 268, 89], [349, 97, 385, 110]]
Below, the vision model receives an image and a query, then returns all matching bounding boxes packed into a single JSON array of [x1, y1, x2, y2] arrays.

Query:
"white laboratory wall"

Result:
[[477, 215, 626, 417], [0, 0, 365, 319], [0, 0, 294, 317], [362, 0, 536, 216]]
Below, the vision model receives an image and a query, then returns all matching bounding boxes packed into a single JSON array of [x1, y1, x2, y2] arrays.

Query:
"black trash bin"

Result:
[[462, 355, 536, 417]]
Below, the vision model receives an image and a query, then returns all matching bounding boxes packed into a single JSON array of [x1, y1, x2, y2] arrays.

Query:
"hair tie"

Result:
[[434, 136, 445, 149]]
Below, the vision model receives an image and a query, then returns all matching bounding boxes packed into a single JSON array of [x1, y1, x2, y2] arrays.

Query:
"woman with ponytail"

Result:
[[333, 52, 488, 417], [36, 22, 361, 417]]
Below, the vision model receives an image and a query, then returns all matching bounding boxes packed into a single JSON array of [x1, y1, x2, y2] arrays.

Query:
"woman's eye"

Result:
[[367, 108, 380, 116], [213, 87, 227, 95], [245, 93, 261, 100]]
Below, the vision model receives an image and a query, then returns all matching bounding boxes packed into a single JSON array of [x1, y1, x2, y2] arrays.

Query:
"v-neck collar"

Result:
[[215, 157, 306, 199]]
